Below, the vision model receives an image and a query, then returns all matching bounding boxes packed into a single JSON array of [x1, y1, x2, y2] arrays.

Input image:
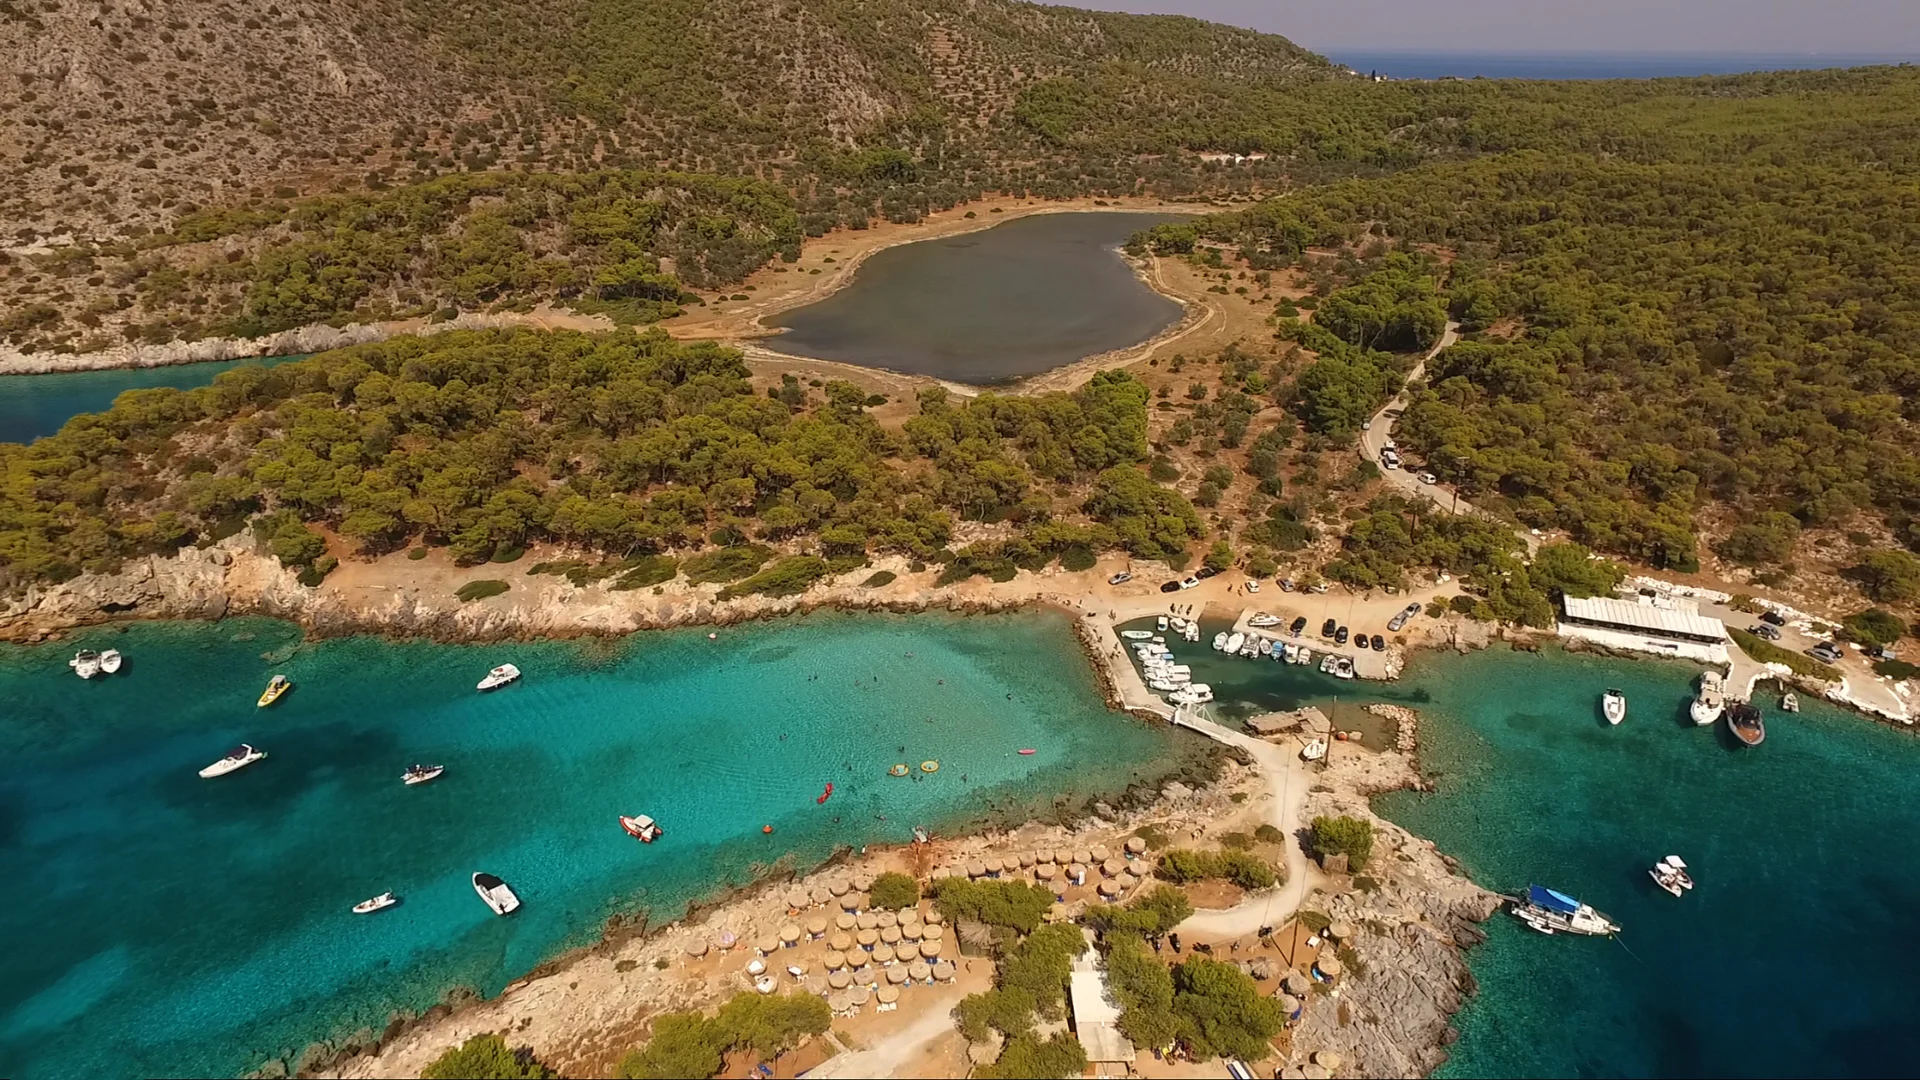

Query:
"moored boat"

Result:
[[477, 663, 521, 691], [1223, 632, 1245, 654], [402, 764, 445, 785], [1780, 691, 1800, 713], [199, 744, 267, 778], [1120, 630, 1154, 640], [69, 650, 102, 679], [1512, 884, 1619, 936], [1691, 670, 1726, 726], [473, 872, 520, 915], [1295, 647, 1312, 666], [1727, 701, 1765, 746], [1649, 855, 1694, 897], [620, 814, 664, 842], [1333, 656, 1356, 680], [257, 674, 291, 707], [99, 649, 123, 674], [1602, 689, 1627, 726], [1211, 632, 1229, 651], [353, 892, 399, 914], [1156, 616, 1168, 632]]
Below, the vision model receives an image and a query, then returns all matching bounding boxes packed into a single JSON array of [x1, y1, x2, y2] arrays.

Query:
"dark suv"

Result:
[[1289, 616, 1308, 636], [1335, 626, 1350, 645], [1321, 618, 1338, 638]]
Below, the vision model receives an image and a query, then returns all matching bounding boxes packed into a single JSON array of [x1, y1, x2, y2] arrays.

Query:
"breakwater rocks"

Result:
[[1366, 702, 1421, 753], [1282, 748, 1501, 1077], [0, 322, 387, 375]]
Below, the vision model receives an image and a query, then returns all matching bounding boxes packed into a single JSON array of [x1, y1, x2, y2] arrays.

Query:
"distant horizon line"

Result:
[[1313, 46, 1918, 60]]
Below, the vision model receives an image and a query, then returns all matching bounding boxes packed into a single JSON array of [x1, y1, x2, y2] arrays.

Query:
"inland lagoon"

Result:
[[0, 611, 1200, 1079], [767, 212, 1184, 383]]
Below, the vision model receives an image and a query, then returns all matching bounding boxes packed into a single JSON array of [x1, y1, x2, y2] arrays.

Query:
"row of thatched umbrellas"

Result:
[[933, 836, 1153, 897]]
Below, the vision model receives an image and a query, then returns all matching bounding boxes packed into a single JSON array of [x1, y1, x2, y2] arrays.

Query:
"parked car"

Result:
[[1354, 635, 1370, 650], [1244, 580, 1260, 593], [1180, 576, 1201, 590], [1405, 602, 1424, 616], [1417, 472, 1439, 485], [1108, 572, 1133, 585], [1309, 583, 1330, 594], [1160, 580, 1182, 594], [1362, 418, 1372, 431], [1289, 616, 1308, 635], [1382, 454, 1400, 471], [1748, 624, 1781, 641], [1320, 618, 1338, 638], [1371, 633, 1386, 651], [1195, 566, 1220, 579], [1335, 626, 1350, 645], [1388, 611, 1410, 632], [1809, 643, 1842, 663], [1760, 610, 1787, 627], [1279, 578, 1296, 592]]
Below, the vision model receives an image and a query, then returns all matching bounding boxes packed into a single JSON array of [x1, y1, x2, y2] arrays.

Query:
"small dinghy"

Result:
[[473, 872, 520, 915], [1602, 689, 1627, 726], [402, 764, 445, 786], [1300, 739, 1328, 762], [199, 744, 267, 778], [69, 650, 102, 679], [621, 814, 663, 842], [1018, 748, 1037, 756], [1649, 855, 1694, 897], [477, 664, 521, 692], [99, 649, 123, 674], [353, 892, 399, 914], [1120, 630, 1155, 640], [257, 674, 291, 707]]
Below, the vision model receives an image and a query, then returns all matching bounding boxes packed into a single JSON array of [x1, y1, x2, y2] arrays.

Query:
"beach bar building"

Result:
[[1557, 594, 1730, 664]]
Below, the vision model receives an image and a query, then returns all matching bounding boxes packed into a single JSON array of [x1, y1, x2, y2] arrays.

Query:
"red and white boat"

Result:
[[620, 814, 663, 842]]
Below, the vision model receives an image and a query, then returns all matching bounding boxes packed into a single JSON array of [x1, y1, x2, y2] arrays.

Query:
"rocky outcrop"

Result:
[[0, 323, 390, 375], [1280, 747, 1501, 1078]]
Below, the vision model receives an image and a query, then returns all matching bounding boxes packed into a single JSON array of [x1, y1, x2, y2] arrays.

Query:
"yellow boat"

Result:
[[257, 675, 291, 708], [920, 760, 939, 773], [889, 764, 910, 777]]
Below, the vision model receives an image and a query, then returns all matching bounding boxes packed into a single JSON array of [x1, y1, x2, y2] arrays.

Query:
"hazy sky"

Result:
[[1079, 1, 1920, 54]]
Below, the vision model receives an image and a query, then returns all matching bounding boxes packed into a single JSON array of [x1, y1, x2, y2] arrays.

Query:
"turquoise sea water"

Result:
[[1171, 633, 1920, 1077], [0, 355, 303, 445], [0, 612, 1192, 1079]]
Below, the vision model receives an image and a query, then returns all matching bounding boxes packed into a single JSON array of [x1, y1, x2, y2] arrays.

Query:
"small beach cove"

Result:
[[0, 610, 1208, 1080]]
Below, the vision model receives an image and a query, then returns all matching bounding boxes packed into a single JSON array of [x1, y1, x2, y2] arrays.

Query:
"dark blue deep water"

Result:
[[1328, 50, 1916, 81]]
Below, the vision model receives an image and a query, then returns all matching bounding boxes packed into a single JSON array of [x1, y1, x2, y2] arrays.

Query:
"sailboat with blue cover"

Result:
[[1512, 884, 1620, 936]]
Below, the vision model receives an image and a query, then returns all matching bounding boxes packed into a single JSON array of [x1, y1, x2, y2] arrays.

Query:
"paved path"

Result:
[[805, 989, 967, 1078], [1167, 711, 1320, 938]]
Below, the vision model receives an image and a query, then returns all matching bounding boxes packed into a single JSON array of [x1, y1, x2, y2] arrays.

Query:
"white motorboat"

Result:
[[199, 744, 268, 778], [1183, 624, 1200, 642], [1602, 689, 1626, 726], [1156, 616, 1169, 632], [353, 892, 399, 914], [1282, 642, 1299, 662], [1319, 654, 1337, 674], [1169, 683, 1215, 705], [403, 764, 445, 785], [99, 649, 123, 674], [621, 814, 664, 842], [477, 664, 521, 692], [1512, 885, 1620, 937], [1211, 632, 1229, 651], [1333, 656, 1356, 679], [1248, 613, 1282, 628], [1224, 632, 1245, 654], [1149, 679, 1184, 692], [1300, 739, 1327, 762], [1691, 671, 1725, 726], [69, 650, 102, 679], [1296, 647, 1312, 666], [1121, 630, 1155, 640], [1780, 691, 1800, 713], [1648, 855, 1693, 898], [473, 872, 521, 915]]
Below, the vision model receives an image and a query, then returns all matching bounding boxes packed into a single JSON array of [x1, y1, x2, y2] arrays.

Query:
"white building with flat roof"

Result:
[[1557, 593, 1731, 664], [1070, 932, 1136, 1075]]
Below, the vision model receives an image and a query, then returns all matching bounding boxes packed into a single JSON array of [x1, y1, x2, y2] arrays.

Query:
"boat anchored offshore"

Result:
[[99, 649, 123, 674], [257, 674, 291, 707], [1781, 691, 1800, 713], [1649, 856, 1694, 898], [1602, 688, 1627, 726], [621, 814, 664, 842], [353, 892, 399, 914], [402, 764, 445, 785], [1512, 884, 1620, 937], [69, 650, 102, 679], [477, 664, 521, 692], [1691, 670, 1726, 726], [199, 744, 268, 778], [1727, 700, 1765, 746], [473, 872, 520, 915]]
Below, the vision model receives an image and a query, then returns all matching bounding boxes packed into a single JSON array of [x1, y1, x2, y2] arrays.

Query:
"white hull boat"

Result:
[[473, 872, 521, 915], [99, 649, 123, 674], [1333, 657, 1356, 679], [353, 892, 399, 914], [199, 744, 267, 778], [1602, 689, 1627, 726], [1513, 884, 1619, 936], [1121, 630, 1155, 640], [1156, 616, 1168, 632], [1211, 632, 1229, 651], [477, 664, 521, 692], [403, 764, 445, 785], [1224, 632, 1245, 654], [1296, 647, 1312, 666], [1691, 671, 1725, 726], [69, 650, 102, 679], [1649, 855, 1693, 897], [1248, 613, 1281, 628], [1301, 739, 1327, 762]]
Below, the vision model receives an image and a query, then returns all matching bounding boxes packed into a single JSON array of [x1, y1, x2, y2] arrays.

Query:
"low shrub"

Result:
[[861, 570, 897, 588], [611, 554, 680, 590], [717, 555, 830, 599], [683, 545, 772, 585], [456, 579, 511, 602]]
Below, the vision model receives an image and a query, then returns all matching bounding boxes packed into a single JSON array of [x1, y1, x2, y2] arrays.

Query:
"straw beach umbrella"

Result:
[[1018, 851, 1036, 868], [1053, 847, 1073, 865], [1073, 848, 1093, 866], [835, 913, 856, 932], [877, 910, 898, 929], [838, 893, 861, 912], [1327, 921, 1355, 942], [901, 921, 924, 941], [685, 940, 709, 958], [932, 960, 956, 982], [756, 935, 780, 956], [880, 925, 901, 945], [805, 915, 828, 939], [1315, 955, 1343, 980], [856, 929, 878, 950], [829, 970, 852, 990], [1090, 844, 1112, 863], [823, 950, 846, 971], [921, 938, 944, 959], [784, 886, 809, 909], [872, 944, 895, 965], [924, 924, 945, 941], [828, 878, 850, 896], [897, 941, 920, 962], [908, 960, 931, 982], [924, 909, 943, 925], [967, 859, 987, 879], [1125, 837, 1147, 855], [853, 966, 877, 985], [857, 912, 878, 930], [852, 872, 875, 892], [1035, 864, 1057, 882], [830, 932, 853, 953], [846, 947, 869, 968], [1314, 1051, 1344, 1070], [849, 985, 871, 1006], [778, 923, 801, 947], [809, 884, 833, 905], [885, 966, 909, 984], [1102, 857, 1128, 877], [877, 985, 901, 1004]]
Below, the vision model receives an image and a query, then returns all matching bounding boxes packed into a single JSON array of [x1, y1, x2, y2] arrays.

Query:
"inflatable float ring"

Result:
[[889, 763, 910, 776], [920, 760, 939, 773]]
